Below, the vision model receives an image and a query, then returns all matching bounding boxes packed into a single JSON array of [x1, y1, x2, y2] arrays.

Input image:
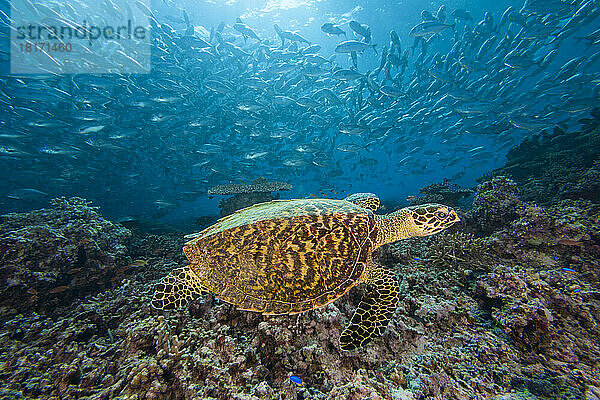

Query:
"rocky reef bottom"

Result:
[[1, 180, 599, 400]]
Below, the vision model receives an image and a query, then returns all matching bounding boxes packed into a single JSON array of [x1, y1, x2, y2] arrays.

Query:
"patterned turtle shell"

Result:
[[183, 198, 377, 314]]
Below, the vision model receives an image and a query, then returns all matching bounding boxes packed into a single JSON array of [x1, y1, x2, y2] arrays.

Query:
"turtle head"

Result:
[[375, 203, 459, 247], [407, 203, 460, 236]]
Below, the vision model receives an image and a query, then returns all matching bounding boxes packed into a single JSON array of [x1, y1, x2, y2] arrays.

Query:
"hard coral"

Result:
[[467, 176, 524, 235], [490, 199, 600, 262], [0, 197, 132, 317], [486, 114, 600, 205], [409, 179, 473, 207], [426, 232, 491, 272], [475, 264, 599, 397], [473, 196, 600, 396], [208, 177, 292, 196], [209, 177, 292, 216]]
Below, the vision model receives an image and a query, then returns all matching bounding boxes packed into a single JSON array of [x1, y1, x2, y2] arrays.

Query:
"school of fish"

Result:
[[0, 0, 599, 219]]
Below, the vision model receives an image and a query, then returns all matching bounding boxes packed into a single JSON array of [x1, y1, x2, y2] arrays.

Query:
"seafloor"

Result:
[[1, 177, 599, 400], [1, 118, 600, 400]]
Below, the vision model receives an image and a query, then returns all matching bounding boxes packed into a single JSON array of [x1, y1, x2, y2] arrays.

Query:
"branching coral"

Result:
[[426, 232, 491, 272]]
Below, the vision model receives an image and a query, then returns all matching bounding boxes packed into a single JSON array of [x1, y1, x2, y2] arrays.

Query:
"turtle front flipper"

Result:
[[343, 193, 380, 212], [151, 266, 207, 310], [339, 261, 399, 351]]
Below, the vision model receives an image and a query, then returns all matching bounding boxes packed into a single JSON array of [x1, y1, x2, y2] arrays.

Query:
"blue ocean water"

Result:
[[0, 0, 598, 222], [2, 2, 600, 398]]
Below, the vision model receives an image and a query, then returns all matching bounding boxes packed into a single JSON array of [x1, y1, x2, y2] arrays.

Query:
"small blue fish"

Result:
[[562, 267, 578, 274], [552, 256, 559, 260], [413, 257, 421, 261], [290, 375, 303, 386]]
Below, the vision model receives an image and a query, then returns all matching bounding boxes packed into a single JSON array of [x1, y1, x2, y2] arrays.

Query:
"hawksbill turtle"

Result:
[[152, 193, 459, 350]]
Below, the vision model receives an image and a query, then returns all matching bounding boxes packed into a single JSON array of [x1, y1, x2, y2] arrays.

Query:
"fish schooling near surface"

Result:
[[152, 194, 459, 350]]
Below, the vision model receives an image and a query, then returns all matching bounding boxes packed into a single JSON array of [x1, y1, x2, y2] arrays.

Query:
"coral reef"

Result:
[[373, 237, 429, 267], [486, 111, 600, 205], [426, 232, 492, 273], [571, 159, 600, 203], [0, 197, 132, 317], [489, 199, 600, 262], [1, 190, 599, 400], [408, 179, 473, 207], [219, 191, 275, 217], [467, 176, 524, 236], [208, 178, 292, 196], [209, 177, 292, 216], [0, 265, 524, 400]]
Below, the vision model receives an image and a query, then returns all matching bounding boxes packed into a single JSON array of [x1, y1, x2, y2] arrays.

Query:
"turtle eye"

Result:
[[435, 211, 447, 219]]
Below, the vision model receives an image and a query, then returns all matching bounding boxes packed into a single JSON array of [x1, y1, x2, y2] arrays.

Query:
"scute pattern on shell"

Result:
[[183, 199, 377, 314], [186, 199, 366, 241]]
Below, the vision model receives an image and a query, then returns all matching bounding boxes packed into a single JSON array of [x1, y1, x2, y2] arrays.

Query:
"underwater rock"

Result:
[[0, 197, 132, 316], [409, 179, 473, 207]]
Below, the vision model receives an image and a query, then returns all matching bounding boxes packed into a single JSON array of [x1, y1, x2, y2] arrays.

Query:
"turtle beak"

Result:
[[450, 209, 460, 223]]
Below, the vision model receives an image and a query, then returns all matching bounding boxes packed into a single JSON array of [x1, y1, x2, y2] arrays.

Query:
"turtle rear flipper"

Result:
[[339, 261, 399, 351], [151, 266, 207, 310]]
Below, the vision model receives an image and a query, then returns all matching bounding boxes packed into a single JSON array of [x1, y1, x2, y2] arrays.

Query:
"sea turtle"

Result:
[[152, 193, 459, 350]]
